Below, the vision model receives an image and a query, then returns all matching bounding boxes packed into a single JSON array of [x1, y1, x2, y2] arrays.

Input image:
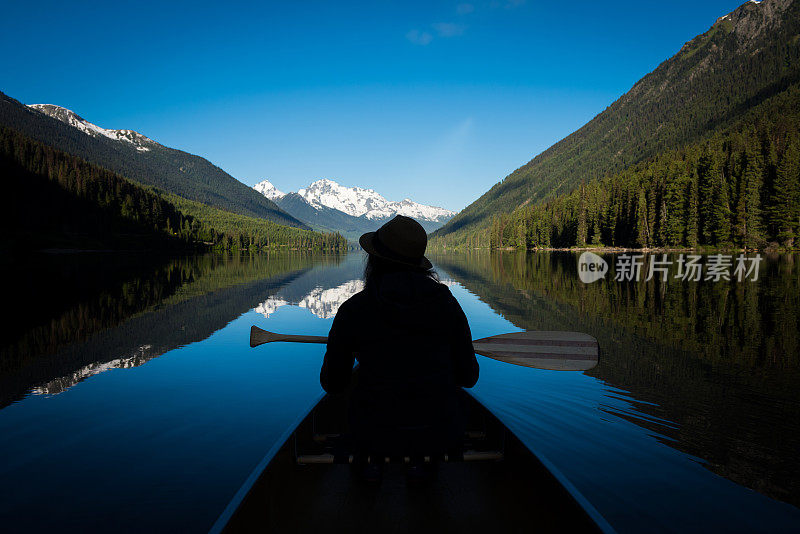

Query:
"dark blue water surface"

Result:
[[1, 251, 799, 532]]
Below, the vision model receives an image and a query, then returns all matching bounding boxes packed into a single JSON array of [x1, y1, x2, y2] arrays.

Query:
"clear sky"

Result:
[[2, 0, 746, 211]]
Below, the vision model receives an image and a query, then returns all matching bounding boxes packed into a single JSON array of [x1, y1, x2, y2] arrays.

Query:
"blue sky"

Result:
[[2, 0, 746, 211]]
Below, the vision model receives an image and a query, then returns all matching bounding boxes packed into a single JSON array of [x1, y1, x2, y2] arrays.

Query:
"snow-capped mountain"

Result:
[[255, 178, 454, 222], [253, 179, 285, 201], [296, 179, 454, 221], [28, 104, 158, 152], [252, 178, 456, 239]]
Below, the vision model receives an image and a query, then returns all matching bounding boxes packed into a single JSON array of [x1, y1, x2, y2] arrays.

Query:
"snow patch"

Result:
[[28, 104, 157, 152]]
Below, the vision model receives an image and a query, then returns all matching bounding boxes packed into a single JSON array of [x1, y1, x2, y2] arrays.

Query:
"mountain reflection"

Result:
[[255, 279, 365, 319], [1, 252, 346, 406], [430, 251, 800, 509], [253, 270, 458, 320], [31, 344, 155, 396], [2, 252, 463, 401]]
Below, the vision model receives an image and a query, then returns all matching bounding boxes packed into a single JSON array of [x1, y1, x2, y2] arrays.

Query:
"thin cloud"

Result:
[[413, 118, 476, 200], [406, 29, 433, 45], [456, 3, 475, 14], [487, 0, 526, 8], [432, 22, 466, 38]]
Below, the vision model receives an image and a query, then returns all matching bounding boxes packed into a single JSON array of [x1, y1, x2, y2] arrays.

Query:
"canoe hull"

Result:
[[218, 385, 605, 533]]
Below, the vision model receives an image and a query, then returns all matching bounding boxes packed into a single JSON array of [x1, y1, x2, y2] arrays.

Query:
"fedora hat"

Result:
[[359, 215, 433, 270]]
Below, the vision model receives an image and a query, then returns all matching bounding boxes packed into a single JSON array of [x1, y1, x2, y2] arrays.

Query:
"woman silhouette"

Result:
[[320, 215, 479, 481]]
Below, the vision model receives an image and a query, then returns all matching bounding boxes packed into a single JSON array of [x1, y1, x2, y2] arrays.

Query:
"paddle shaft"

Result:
[[249, 325, 598, 371], [252, 330, 526, 359], [264, 332, 328, 344]]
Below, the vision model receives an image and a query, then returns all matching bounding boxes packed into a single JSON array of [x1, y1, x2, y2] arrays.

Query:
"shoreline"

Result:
[[430, 246, 797, 254]]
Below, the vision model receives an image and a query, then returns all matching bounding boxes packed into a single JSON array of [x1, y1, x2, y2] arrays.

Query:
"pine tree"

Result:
[[663, 174, 687, 246], [711, 161, 732, 246], [741, 137, 764, 248], [636, 189, 650, 248], [517, 221, 527, 249], [768, 135, 800, 246], [591, 217, 603, 246], [686, 175, 699, 248], [576, 183, 588, 247], [697, 150, 717, 244]]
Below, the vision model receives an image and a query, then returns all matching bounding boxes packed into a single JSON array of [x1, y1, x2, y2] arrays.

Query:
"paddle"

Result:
[[250, 326, 599, 371]]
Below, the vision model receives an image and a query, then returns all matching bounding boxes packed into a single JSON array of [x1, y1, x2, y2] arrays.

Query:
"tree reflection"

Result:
[[0, 251, 344, 407], [431, 250, 800, 508]]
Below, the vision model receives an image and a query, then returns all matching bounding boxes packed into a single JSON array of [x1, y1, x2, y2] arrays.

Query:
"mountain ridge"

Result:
[[0, 92, 308, 229], [1, 124, 347, 251], [432, 0, 800, 246], [28, 104, 158, 152]]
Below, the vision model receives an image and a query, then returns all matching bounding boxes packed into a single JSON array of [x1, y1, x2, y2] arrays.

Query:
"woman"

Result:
[[320, 215, 479, 480]]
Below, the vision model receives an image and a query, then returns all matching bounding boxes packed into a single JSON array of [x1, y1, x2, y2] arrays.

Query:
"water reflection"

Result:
[[0, 251, 364, 532], [0, 251, 345, 406], [256, 280, 365, 319], [431, 250, 800, 510], [252, 261, 456, 319], [31, 344, 155, 396], [2, 250, 798, 533]]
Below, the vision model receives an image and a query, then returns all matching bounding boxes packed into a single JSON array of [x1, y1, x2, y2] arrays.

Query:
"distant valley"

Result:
[[0, 92, 346, 251], [0, 90, 454, 248]]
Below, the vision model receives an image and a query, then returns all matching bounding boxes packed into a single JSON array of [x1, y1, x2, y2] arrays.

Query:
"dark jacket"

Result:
[[320, 271, 479, 456]]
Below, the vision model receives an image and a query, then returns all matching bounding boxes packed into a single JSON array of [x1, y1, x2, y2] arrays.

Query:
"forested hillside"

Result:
[[485, 84, 800, 250], [166, 194, 346, 251], [0, 91, 308, 228], [432, 0, 800, 248], [0, 127, 346, 251]]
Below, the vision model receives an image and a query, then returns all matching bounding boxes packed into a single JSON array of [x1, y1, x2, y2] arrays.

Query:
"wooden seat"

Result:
[[296, 450, 504, 465]]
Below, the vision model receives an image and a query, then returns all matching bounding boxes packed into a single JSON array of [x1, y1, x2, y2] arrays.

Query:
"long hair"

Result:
[[363, 253, 439, 292]]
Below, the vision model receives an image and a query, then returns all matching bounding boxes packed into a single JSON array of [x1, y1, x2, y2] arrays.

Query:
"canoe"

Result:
[[212, 382, 610, 533]]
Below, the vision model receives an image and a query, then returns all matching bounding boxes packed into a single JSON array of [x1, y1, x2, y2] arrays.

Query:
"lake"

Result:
[[1, 250, 799, 532]]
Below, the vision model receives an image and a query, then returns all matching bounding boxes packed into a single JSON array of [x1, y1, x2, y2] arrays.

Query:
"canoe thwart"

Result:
[[297, 454, 353, 465], [312, 431, 485, 444], [295, 450, 503, 465]]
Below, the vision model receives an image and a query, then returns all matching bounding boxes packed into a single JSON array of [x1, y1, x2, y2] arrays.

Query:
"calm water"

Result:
[[1, 250, 799, 532]]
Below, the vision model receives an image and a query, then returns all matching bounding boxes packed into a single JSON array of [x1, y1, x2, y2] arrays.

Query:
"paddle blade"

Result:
[[250, 325, 276, 347], [472, 331, 599, 371]]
